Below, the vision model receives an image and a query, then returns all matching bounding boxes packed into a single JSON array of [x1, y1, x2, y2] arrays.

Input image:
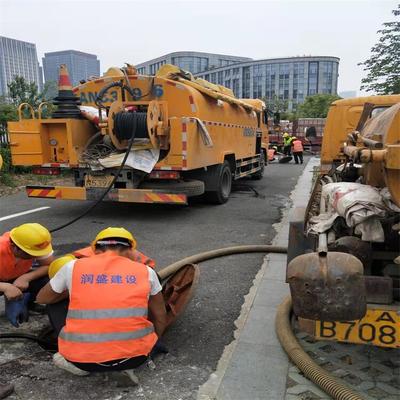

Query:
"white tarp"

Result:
[[309, 182, 399, 242], [98, 148, 160, 173]]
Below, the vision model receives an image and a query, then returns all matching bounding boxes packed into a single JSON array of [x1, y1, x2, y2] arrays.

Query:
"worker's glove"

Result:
[[4, 293, 31, 328], [150, 338, 169, 358]]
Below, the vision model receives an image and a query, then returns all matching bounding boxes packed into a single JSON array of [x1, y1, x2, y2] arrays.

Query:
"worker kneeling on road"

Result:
[[37, 227, 167, 380], [283, 132, 294, 156], [0, 223, 54, 327]]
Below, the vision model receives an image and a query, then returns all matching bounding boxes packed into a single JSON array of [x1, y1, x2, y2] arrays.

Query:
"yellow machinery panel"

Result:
[[8, 119, 96, 166]]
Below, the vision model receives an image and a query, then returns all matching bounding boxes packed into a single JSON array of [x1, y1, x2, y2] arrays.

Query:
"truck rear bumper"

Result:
[[26, 185, 188, 205]]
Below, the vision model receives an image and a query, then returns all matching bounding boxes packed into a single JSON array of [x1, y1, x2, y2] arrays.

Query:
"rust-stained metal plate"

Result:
[[162, 263, 200, 329], [287, 251, 366, 322]]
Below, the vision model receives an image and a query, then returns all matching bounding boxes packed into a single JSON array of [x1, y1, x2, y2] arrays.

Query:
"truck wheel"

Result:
[[204, 161, 232, 204], [139, 179, 205, 197], [251, 153, 265, 180]]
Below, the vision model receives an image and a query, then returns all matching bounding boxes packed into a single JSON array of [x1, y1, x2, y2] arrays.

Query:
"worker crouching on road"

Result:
[[0, 223, 54, 327], [283, 132, 294, 156], [291, 137, 304, 164], [37, 227, 167, 381]]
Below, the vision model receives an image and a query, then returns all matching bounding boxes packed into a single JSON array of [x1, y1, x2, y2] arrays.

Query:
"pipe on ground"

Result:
[[275, 296, 365, 400], [160, 245, 365, 400]]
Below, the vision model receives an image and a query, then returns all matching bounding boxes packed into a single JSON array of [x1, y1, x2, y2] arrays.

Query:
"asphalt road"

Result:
[[0, 160, 307, 399]]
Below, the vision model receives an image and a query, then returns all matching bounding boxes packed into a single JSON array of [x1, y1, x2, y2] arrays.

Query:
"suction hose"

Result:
[[159, 244, 365, 400], [158, 244, 287, 279], [276, 296, 364, 400]]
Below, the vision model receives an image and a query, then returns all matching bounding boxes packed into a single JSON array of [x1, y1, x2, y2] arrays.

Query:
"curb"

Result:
[[197, 157, 319, 400]]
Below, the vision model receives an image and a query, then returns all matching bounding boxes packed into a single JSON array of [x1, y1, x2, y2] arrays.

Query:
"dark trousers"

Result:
[[293, 152, 303, 164], [283, 145, 292, 156], [47, 299, 148, 372]]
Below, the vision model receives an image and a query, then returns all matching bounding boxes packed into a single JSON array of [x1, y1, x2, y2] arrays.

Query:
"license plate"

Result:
[[315, 308, 399, 348], [84, 175, 114, 188]]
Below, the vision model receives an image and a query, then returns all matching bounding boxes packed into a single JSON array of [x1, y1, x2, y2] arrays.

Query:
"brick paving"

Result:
[[285, 331, 400, 400]]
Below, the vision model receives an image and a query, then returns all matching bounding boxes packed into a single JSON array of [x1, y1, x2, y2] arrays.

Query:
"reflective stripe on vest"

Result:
[[293, 140, 304, 152], [0, 232, 32, 281], [73, 246, 155, 269], [58, 252, 158, 363], [67, 307, 148, 319], [59, 325, 154, 343]]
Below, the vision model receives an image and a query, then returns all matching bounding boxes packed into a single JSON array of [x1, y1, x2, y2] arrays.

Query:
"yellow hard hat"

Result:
[[92, 227, 137, 250], [10, 223, 52, 257], [48, 254, 76, 279], [283, 132, 289, 138]]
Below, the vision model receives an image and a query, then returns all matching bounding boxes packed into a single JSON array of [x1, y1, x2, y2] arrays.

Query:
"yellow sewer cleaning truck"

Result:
[[8, 64, 268, 205], [287, 94, 400, 348]]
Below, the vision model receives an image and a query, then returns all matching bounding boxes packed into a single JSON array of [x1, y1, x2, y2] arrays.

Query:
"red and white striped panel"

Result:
[[41, 163, 70, 168], [181, 120, 188, 169]]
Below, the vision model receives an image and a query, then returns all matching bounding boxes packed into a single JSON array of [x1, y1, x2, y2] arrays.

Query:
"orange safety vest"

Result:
[[73, 246, 156, 269], [267, 149, 276, 161], [292, 139, 304, 153], [58, 252, 158, 363], [0, 232, 32, 281]]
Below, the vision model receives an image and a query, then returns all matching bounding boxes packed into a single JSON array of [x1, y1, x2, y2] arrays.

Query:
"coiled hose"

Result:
[[0, 245, 365, 399], [276, 296, 364, 400]]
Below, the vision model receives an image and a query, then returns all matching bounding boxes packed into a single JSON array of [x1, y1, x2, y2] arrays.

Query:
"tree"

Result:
[[359, 5, 400, 94], [263, 94, 288, 113], [7, 76, 42, 107], [0, 97, 17, 131], [6, 77, 56, 118], [297, 94, 341, 118]]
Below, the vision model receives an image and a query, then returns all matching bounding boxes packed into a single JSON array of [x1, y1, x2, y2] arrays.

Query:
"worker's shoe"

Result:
[[53, 352, 90, 376]]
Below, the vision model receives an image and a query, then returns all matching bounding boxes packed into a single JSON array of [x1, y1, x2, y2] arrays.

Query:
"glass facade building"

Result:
[[137, 52, 339, 111], [136, 51, 251, 76], [43, 50, 100, 87], [196, 56, 339, 111], [0, 36, 42, 97]]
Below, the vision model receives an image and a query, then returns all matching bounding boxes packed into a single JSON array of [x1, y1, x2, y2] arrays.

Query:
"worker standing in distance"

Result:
[[0, 223, 54, 325], [37, 227, 167, 381], [292, 137, 304, 164], [282, 132, 294, 156]]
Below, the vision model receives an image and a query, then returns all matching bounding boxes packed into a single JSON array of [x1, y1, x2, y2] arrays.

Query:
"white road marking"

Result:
[[0, 206, 51, 222]]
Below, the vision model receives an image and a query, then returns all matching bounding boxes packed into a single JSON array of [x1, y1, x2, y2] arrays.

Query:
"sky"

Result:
[[0, 0, 398, 94]]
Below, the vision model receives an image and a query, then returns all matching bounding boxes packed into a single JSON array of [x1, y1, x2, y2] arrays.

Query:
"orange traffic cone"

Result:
[[52, 64, 81, 119]]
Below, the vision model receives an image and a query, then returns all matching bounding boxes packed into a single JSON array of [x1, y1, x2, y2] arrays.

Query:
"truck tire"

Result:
[[251, 153, 265, 180], [204, 161, 232, 204], [139, 179, 205, 197]]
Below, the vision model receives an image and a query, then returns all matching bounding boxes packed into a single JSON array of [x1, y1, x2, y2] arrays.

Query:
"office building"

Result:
[[0, 36, 42, 97], [43, 50, 100, 87], [137, 51, 339, 111], [136, 51, 251, 75]]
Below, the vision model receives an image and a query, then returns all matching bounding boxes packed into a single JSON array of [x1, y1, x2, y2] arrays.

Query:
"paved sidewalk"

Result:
[[198, 157, 320, 400]]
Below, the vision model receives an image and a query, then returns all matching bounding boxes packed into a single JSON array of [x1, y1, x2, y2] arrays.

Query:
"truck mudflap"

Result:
[[26, 185, 188, 205]]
